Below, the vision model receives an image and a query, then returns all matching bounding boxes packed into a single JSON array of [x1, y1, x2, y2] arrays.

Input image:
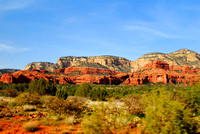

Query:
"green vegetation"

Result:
[[28, 79, 57, 95], [88, 86, 107, 101], [143, 88, 198, 133], [14, 93, 41, 105], [0, 89, 19, 97], [74, 83, 91, 97], [56, 87, 69, 99], [0, 81, 200, 133], [81, 103, 131, 134]]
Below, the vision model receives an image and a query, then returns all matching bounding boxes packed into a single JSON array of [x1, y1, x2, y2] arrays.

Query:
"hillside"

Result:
[[24, 49, 200, 72], [131, 48, 200, 71], [25, 55, 132, 73], [0, 69, 20, 75]]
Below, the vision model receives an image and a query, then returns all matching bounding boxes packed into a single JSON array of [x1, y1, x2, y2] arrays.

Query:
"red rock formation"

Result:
[[125, 68, 200, 86], [0, 73, 14, 83], [182, 65, 191, 73], [64, 67, 118, 75], [0, 63, 199, 86], [0, 67, 128, 85], [142, 60, 169, 70], [170, 65, 183, 72], [54, 68, 65, 74]]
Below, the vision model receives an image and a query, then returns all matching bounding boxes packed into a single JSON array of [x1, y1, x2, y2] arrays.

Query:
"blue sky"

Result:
[[0, 0, 200, 69]]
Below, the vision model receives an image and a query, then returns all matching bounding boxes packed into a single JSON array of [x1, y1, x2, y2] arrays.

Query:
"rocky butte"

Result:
[[0, 48, 200, 85]]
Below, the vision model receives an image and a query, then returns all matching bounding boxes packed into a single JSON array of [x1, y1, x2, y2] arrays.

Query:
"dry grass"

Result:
[[65, 116, 75, 125], [23, 105, 37, 111], [23, 121, 39, 132]]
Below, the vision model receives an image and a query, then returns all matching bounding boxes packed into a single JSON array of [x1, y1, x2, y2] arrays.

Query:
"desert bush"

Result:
[[56, 87, 68, 99], [143, 88, 199, 134], [65, 116, 76, 125], [81, 103, 131, 134], [57, 85, 77, 96], [66, 96, 90, 116], [23, 105, 37, 111], [45, 96, 90, 116], [123, 94, 144, 116], [39, 95, 57, 107], [45, 97, 68, 115], [74, 83, 91, 97], [0, 89, 19, 97], [7, 83, 28, 92], [0, 99, 8, 108], [14, 93, 41, 105], [88, 86, 107, 101], [168, 84, 200, 115], [181, 84, 200, 114], [23, 121, 39, 132], [28, 79, 57, 95]]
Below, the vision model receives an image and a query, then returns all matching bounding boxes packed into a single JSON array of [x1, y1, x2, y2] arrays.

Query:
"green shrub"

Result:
[[14, 93, 41, 105], [0, 99, 8, 109], [56, 87, 68, 99], [57, 85, 77, 96], [81, 103, 131, 134], [66, 96, 90, 116], [168, 84, 200, 115], [45, 96, 89, 116], [74, 83, 91, 97], [23, 121, 39, 132], [28, 79, 57, 95], [123, 94, 144, 116], [88, 86, 107, 101], [143, 88, 199, 134], [45, 97, 68, 115], [7, 83, 28, 92], [181, 84, 200, 114], [40, 95, 57, 107], [0, 89, 19, 97], [65, 116, 76, 125]]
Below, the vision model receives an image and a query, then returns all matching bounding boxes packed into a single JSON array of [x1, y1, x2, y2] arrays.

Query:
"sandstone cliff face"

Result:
[[141, 60, 169, 71], [56, 56, 132, 73], [125, 60, 200, 86], [24, 62, 58, 72], [24, 49, 200, 73], [25, 56, 132, 73], [1, 61, 200, 85], [0, 67, 128, 85], [131, 48, 200, 72]]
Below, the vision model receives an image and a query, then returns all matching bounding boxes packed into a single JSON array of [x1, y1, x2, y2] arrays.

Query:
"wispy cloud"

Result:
[[0, 0, 32, 11], [60, 35, 117, 48], [0, 65, 5, 68], [59, 35, 148, 55], [124, 25, 181, 38], [0, 44, 30, 52]]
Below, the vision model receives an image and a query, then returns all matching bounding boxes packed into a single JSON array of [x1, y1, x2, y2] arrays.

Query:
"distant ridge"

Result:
[[0, 69, 20, 75], [24, 48, 200, 72]]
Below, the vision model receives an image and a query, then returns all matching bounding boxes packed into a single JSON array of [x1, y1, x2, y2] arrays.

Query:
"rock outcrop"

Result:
[[24, 56, 132, 73], [55, 67, 119, 75], [24, 62, 58, 72], [141, 60, 169, 70], [24, 49, 200, 73], [125, 60, 200, 85], [1, 60, 200, 86], [0, 67, 129, 85], [131, 48, 200, 72]]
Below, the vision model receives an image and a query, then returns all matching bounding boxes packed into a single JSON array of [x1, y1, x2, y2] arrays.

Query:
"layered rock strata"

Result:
[[24, 49, 200, 72], [1, 60, 200, 85]]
